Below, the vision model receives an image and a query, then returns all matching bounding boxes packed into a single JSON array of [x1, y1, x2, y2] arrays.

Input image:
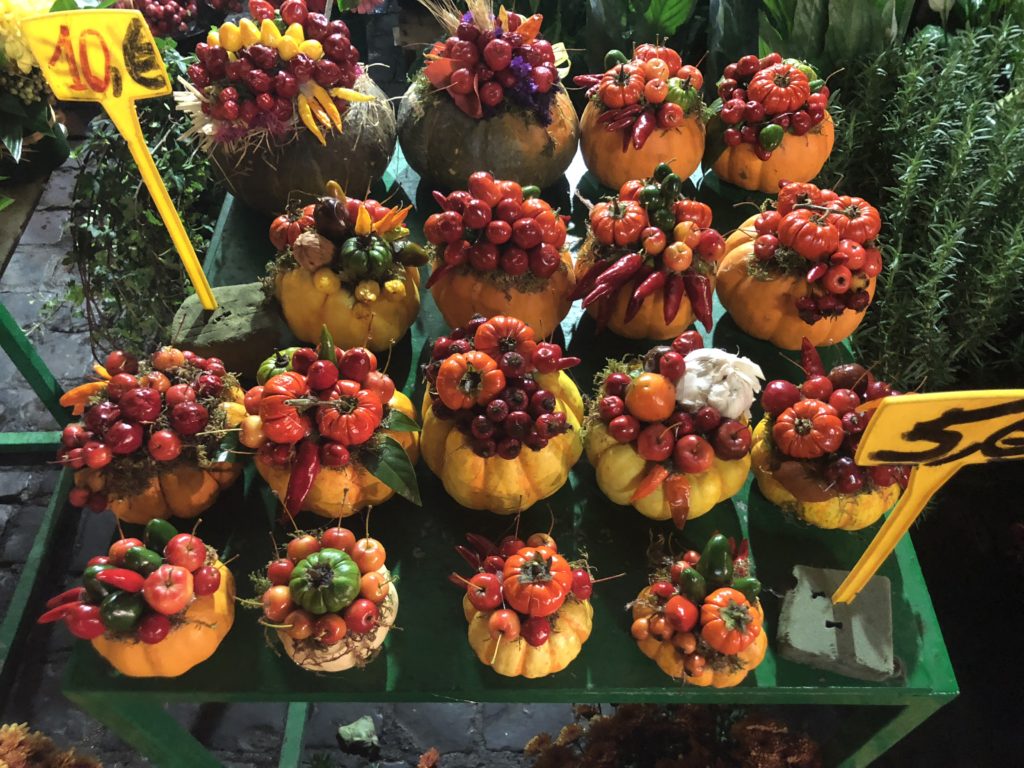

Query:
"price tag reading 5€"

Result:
[[21, 10, 217, 310]]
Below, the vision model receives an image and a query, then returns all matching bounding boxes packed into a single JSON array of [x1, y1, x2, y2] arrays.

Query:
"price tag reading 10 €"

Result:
[[21, 10, 217, 310]]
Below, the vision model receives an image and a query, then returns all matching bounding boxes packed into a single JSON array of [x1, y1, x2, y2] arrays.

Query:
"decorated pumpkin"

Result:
[[421, 315, 583, 514], [41, 525, 234, 678], [576, 46, 705, 190], [58, 347, 244, 524], [455, 530, 596, 678], [576, 165, 726, 340], [179, 3, 396, 216], [270, 188, 426, 352], [396, 5, 578, 190], [424, 174, 575, 338], [631, 534, 766, 687], [244, 332, 420, 519], [707, 53, 834, 193], [584, 331, 762, 526], [255, 526, 397, 672], [716, 182, 883, 350], [750, 341, 907, 530]]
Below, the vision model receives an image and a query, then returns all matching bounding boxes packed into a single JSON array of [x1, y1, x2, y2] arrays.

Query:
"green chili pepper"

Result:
[[660, 172, 683, 199], [651, 207, 676, 232], [809, 78, 824, 93], [653, 162, 673, 182], [697, 534, 734, 588], [758, 124, 785, 151], [289, 549, 361, 615], [638, 184, 663, 207], [732, 576, 762, 603], [521, 185, 541, 199], [785, 58, 818, 80], [319, 326, 337, 366], [143, 519, 177, 552], [83, 564, 115, 602], [256, 347, 301, 385], [125, 546, 163, 576], [676, 566, 707, 603], [100, 591, 144, 633], [604, 49, 628, 68]]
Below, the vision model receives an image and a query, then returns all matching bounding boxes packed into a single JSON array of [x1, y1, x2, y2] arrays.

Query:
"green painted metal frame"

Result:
[[58, 156, 956, 767]]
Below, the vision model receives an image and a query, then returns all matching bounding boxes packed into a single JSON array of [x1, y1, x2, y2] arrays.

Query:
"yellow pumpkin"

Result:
[[420, 371, 583, 513], [429, 250, 575, 340], [256, 391, 419, 518], [275, 264, 421, 352], [463, 594, 593, 679], [717, 214, 876, 350], [750, 419, 899, 530], [632, 586, 767, 687], [91, 560, 234, 678], [580, 101, 705, 191], [575, 233, 702, 340], [585, 422, 749, 522], [711, 112, 835, 193]]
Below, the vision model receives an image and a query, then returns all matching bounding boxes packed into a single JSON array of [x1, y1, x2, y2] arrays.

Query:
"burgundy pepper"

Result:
[[583, 253, 645, 308], [285, 439, 321, 518], [482, 555, 506, 573], [631, 109, 657, 150], [625, 270, 666, 323], [573, 74, 601, 87], [800, 337, 826, 376], [571, 259, 612, 300], [682, 272, 714, 330], [38, 601, 81, 624], [806, 263, 828, 283], [455, 545, 482, 570], [662, 273, 686, 324], [464, 533, 497, 557]]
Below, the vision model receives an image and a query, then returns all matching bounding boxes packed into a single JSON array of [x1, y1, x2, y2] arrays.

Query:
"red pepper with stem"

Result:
[[46, 587, 85, 609], [631, 110, 657, 150], [95, 568, 146, 593], [682, 272, 713, 330], [583, 252, 644, 308], [800, 337, 826, 376], [625, 270, 666, 323], [432, 191, 450, 211], [38, 602, 81, 624], [285, 439, 321, 517], [663, 273, 686, 324], [571, 259, 612, 300], [631, 464, 670, 502]]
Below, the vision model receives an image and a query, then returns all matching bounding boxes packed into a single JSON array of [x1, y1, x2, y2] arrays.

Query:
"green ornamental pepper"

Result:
[[143, 519, 177, 552], [100, 591, 144, 633], [397, 241, 429, 267], [521, 185, 542, 199], [651, 207, 677, 232], [604, 49, 628, 68], [638, 184, 662, 207], [676, 565, 707, 603], [367, 239, 393, 279], [808, 78, 824, 93], [257, 347, 301, 385], [653, 162, 673, 182], [758, 124, 785, 151], [340, 238, 369, 275], [83, 563, 115, 602], [125, 546, 164, 576], [732, 576, 762, 603], [697, 534, 734, 588], [288, 548, 361, 615], [660, 173, 683, 199]]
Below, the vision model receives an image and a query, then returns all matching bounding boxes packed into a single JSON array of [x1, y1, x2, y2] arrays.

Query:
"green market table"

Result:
[[61, 152, 957, 768]]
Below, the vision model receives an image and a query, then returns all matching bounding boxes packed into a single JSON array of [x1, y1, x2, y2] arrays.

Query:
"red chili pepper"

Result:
[[631, 464, 670, 502], [625, 270, 666, 323], [555, 356, 581, 370], [683, 272, 713, 330], [455, 545, 482, 569], [806, 263, 828, 283], [46, 587, 86, 610], [465, 533, 497, 557], [631, 110, 657, 150], [432, 190, 450, 211], [571, 259, 612, 300], [426, 262, 455, 289], [95, 568, 146, 593], [800, 337, 826, 376], [583, 253, 645, 308], [599, 104, 644, 124], [622, 124, 632, 152], [606, 114, 640, 132], [663, 273, 685, 325], [285, 440, 320, 518], [573, 74, 601, 87], [38, 601, 80, 624]]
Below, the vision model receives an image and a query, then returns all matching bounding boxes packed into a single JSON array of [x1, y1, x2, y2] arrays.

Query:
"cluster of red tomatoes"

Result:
[[761, 342, 908, 494], [595, 331, 754, 471], [40, 524, 221, 644], [452, 530, 592, 647], [260, 527, 389, 644], [62, 347, 236, 512], [716, 53, 828, 159], [752, 182, 883, 323], [424, 173, 568, 283], [423, 315, 580, 459]]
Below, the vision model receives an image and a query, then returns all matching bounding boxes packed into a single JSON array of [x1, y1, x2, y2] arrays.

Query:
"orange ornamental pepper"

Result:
[[700, 588, 761, 655], [59, 381, 108, 416], [501, 547, 573, 617], [435, 351, 506, 411], [664, 473, 691, 529], [630, 464, 670, 502], [473, 316, 537, 359], [598, 63, 645, 109], [590, 199, 649, 247]]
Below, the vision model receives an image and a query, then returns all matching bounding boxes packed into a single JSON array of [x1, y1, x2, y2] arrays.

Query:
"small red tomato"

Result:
[[608, 414, 640, 443], [284, 609, 314, 640], [673, 434, 715, 474], [465, 571, 502, 611], [522, 616, 551, 647], [313, 613, 348, 645], [66, 603, 105, 640], [498, 536, 526, 559], [68, 486, 91, 507], [360, 571, 390, 603], [193, 565, 221, 596], [636, 423, 674, 462], [761, 379, 802, 416], [604, 372, 631, 397], [106, 372, 140, 400], [650, 580, 676, 599], [641, 226, 667, 255], [107, 421, 144, 455], [598, 395, 624, 422], [658, 351, 685, 381], [824, 264, 853, 294], [244, 386, 264, 415], [657, 101, 684, 128], [262, 585, 294, 622], [148, 429, 182, 462], [267, 558, 295, 586], [136, 612, 172, 644], [83, 441, 113, 469], [828, 388, 860, 414], [351, 537, 386, 573], [165, 384, 196, 406], [571, 568, 593, 600], [320, 527, 356, 552], [108, 537, 143, 565], [488, 609, 521, 641], [343, 598, 379, 634], [801, 375, 834, 401]]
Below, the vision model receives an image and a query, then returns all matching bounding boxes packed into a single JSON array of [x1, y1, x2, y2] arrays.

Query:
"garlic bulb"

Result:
[[676, 349, 764, 420]]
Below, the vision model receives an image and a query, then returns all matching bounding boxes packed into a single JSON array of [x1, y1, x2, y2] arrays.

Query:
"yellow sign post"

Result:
[[833, 390, 1024, 603], [21, 9, 217, 310]]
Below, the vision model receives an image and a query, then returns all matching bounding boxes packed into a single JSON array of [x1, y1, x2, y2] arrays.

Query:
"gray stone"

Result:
[[18, 209, 70, 246], [193, 702, 287, 753], [776, 565, 895, 681], [482, 703, 574, 752], [37, 169, 76, 210], [0, 466, 59, 502], [0, 504, 44, 564], [170, 282, 290, 378], [0, 245, 68, 290], [393, 703, 479, 754]]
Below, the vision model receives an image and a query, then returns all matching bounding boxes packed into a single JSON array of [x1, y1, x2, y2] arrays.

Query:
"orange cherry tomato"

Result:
[[676, 64, 703, 90], [360, 571, 390, 603], [643, 77, 669, 104], [625, 373, 676, 422], [662, 242, 693, 272], [641, 57, 670, 81], [673, 221, 701, 249], [350, 537, 387, 573]]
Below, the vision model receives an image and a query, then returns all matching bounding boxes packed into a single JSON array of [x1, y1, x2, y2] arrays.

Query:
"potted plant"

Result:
[[424, 172, 575, 338], [397, 2, 578, 190]]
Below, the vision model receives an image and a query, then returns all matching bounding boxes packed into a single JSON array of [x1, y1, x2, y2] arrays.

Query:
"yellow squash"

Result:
[[275, 264, 421, 352], [717, 214, 876, 350], [750, 419, 900, 530], [257, 391, 419, 518], [463, 595, 593, 679], [585, 422, 749, 521], [712, 112, 835, 193], [420, 372, 583, 513], [91, 561, 234, 678]]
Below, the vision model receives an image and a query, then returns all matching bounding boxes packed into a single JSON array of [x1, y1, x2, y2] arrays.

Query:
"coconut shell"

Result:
[[211, 74, 397, 216], [397, 78, 579, 190]]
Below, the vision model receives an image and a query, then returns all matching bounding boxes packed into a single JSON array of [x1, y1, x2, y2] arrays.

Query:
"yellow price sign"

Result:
[[21, 10, 217, 310], [833, 389, 1024, 603]]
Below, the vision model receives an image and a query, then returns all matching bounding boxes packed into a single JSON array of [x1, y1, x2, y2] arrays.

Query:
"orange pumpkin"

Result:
[[711, 112, 834, 193], [716, 214, 875, 349], [580, 101, 705, 191], [430, 250, 576, 339], [91, 560, 234, 677]]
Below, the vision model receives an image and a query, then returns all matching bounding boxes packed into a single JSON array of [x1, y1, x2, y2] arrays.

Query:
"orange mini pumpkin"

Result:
[[716, 214, 875, 349]]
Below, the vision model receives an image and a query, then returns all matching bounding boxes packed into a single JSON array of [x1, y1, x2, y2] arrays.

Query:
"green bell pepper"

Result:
[[143, 519, 177, 552], [289, 548, 361, 615], [732, 576, 762, 603], [697, 534, 733, 588], [676, 565, 707, 603], [100, 591, 144, 633], [125, 546, 163, 576], [340, 238, 369, 276], [604, 49, 628, 68], [83, 563, 115, 602], [638, 184, 663, 207], [758, 124, 785, 151], [257, 347, 301, 385], [651, 207, 676, 233]]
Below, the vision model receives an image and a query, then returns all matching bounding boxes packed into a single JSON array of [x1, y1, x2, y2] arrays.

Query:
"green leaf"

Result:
[[707, 0, 760, 90], [702, 113, 728, 167], [212, 431, 241, 464], [318, 325, 337, 365], [0, 196, 13, 214], [384, 410, 420, 433], [789, 0, 828, 63], [365, 436, 421, 506], [0, 114, 24, 164], [641, 0, 697, 35]]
